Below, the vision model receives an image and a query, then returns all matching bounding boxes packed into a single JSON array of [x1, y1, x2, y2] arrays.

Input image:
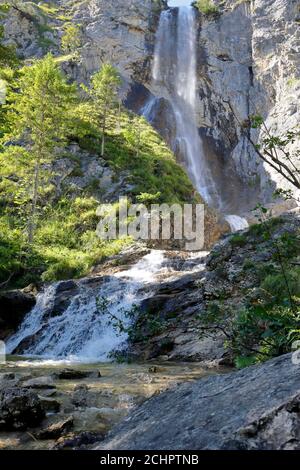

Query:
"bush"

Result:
[[194, 0, 219, 15]]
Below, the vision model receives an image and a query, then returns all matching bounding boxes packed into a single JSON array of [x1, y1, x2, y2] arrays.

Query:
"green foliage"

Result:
[[68, 101, 195, 204], [82, 64, 121, 157], [249, 115, 300, 190], [234, 355, 256, 369], [194, 0, 219, 15], [230, 233, 247, 247], [61, 23, 81, 60], [4, 54, 76, 242], [202, 215, 300, 368], [136, 192, 162, 205]]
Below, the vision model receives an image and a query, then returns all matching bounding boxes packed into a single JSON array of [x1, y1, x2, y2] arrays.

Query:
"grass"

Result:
[[0, 104, 196, 288]]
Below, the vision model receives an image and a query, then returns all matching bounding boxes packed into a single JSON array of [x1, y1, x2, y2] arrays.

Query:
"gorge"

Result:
[[0, 0, 299, 453]]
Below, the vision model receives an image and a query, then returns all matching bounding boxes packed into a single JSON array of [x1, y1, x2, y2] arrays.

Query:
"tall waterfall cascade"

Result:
[[144, 5, 249, 232]]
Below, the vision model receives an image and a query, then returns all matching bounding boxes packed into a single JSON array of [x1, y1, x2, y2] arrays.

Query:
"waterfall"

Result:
[[144, 5, 249, 231], [145, 6, 218, 207], [6, 251, 165, 362], [149, 8, 215, 203], [225, 215, 249, 232]]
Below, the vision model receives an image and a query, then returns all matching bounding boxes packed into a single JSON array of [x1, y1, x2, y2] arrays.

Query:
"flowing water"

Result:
[[144, 5, 249, 230], [145, 7, 218, 207], [5, 5, 249, 367], [0, 358, 223, 450], [6, 251, 208, 361]]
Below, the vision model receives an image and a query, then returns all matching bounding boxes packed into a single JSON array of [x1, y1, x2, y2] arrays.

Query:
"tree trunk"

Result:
[[101, 110, 107, 157], [28, 152, 41, 244]]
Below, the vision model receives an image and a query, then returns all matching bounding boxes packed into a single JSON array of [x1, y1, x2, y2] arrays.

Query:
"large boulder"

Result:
[[97, 353, 300, 450], [0, 290, 36, 340], [0, 388, 45, 431]]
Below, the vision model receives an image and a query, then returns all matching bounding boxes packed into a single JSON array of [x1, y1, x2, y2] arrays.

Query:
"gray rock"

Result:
[[0, 388, 45, 431], [52, 368, 101, 380], [0, 290, 36, 340], [22, 376, 56, 390], [39, 396, 60, 414], [97, 353, 300, 450], [35, 416, 73, 440], [0, 373, 15, 382], [54, 431, 105, 450]]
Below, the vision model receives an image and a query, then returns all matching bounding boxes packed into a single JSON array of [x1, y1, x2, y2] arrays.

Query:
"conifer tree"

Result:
[[5, 54, 76, 243], [85, 64, 121, 157]]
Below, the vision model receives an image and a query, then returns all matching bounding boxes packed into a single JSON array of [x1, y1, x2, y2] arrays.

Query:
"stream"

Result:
[[0, 357, 224, 450]]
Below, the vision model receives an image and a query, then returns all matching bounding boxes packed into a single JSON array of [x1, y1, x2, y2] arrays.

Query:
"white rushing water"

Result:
[[144, 5, 248, 231], [7, 250, 207, 362], [225, 215, 249, 232], [145, 6, 218, 206], [6, 251, 166, 362]]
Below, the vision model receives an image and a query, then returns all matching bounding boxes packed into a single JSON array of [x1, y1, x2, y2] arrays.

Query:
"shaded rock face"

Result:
[[97, 353, 300, 450], [0, 290, 36, 340], [196, 0, 300, 202], [128, 213, 299, 363], [62, 0, 166, 89], [0, 388, 45, 431]]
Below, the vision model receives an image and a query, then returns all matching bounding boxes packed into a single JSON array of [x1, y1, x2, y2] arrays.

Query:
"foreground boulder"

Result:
[[97, 353, 300, 450], [0, 388, 45, 431], [22, 376, 56, 389]]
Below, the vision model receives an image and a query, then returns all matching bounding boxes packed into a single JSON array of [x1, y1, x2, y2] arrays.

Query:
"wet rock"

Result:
[[0, 373, 15, 382], [39, 397, 60, 414], [97, 353, 300, 450], [53, 369, 101, 380], [22, 376, 56, 390], [0, 290, 36, 340], [35, 416, 74, 440], [0, 388, 45, 431], [54, 431, 105, 450], [35, 388, 56, 398], [72, 384, 89, 408], [50, 281, 79, 318]]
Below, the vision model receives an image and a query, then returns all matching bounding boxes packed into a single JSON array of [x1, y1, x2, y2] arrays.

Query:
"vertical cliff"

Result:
[[196, 0, 300, 206], [3, 0, 299, 210]]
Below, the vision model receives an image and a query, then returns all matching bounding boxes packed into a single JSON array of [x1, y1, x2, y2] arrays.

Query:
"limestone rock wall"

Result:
[[198, 0, 300, 202], [3, 0, 300, 206]]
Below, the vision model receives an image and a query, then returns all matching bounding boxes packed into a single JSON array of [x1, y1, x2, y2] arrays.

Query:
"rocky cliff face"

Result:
[[197, 0, 300, 204], [3, 0, 299, 208]]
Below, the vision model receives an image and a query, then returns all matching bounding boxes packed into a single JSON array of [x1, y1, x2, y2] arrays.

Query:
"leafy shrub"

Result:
[[194, 0, 219, 15]]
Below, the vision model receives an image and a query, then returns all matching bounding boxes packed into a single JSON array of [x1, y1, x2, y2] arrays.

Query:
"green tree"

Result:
[[84, 64, 121, 157], [4, 54, 76, 243], [61, 23, 81, 61], [250, 115, 300, 191]]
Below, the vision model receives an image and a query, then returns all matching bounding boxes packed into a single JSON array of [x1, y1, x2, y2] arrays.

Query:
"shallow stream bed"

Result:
[[0, 357, 227, 450]]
